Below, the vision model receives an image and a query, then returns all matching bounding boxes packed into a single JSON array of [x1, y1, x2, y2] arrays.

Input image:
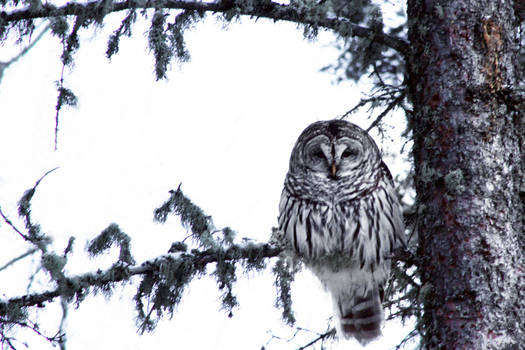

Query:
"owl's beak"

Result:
[[331, 161, 337, 177]]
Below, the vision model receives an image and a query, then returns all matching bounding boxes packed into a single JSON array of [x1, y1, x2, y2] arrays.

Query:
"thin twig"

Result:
[[58, 298, 68, 350], [339, 98, 371, 120], [372, 63, 387, 87], [366, 92, 405, 132], [138, 303, 158, 334], [2, 336, 18, 350], [5, 24, 51, 67], [392, 328, 419, 350], [297, 328, 336, 350], [34, 167, 60, 188], [265, 327, 302, 346], [55, 64, 66, 151], [0, 248, 38, 272], [0, 206, 30, 241], [9, 320, 63, 344], [339, 87, 402, 121], [0, 23, 51, 83], [26, 265, 43, 292]]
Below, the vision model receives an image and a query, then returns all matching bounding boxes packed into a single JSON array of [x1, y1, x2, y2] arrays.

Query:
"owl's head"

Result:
[[288, 120, 381, 180]]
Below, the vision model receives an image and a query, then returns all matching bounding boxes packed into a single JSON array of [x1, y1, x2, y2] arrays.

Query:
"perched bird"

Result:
[[278, 120, 405, 345]]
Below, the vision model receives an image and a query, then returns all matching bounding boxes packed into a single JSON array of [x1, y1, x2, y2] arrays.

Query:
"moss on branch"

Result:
[[0, 241, 282, 309], [0, 0, 409, 55]]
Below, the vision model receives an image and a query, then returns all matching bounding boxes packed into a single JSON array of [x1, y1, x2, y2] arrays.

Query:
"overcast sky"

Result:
[[0, 11, 414, 350]]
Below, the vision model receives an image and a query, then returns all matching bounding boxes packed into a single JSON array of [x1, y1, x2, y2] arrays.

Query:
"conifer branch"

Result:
[[1, 0, 410, 55], [0, 241, 282, 311]]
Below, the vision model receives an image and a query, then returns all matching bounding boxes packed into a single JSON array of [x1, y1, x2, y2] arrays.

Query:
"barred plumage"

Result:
[[278, 120, 404, 345]]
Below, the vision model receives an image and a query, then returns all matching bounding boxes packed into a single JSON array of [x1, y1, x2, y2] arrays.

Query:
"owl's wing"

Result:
[[379, 160, 394, 184], [379, 160, 406, 249]]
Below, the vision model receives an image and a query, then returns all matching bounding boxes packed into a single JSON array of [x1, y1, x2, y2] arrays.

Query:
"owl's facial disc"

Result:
[[333, 138, 364, 177], [302, 134, 367, 179], [303, 136, 333, 177]]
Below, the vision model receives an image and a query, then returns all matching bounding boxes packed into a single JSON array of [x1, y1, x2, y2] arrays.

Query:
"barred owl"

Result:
[[278, 120, 405, 345]]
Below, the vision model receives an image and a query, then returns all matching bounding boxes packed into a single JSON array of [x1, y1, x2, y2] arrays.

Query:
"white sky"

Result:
[[0, 12, 415, 350]]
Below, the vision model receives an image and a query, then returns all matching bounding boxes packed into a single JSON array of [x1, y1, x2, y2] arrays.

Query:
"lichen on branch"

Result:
[[0, 179, 285, 346]]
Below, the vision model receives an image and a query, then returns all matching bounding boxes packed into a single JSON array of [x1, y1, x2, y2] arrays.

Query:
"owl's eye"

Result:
[[342, 149, 358, 158], [312, 149, 325, 159]]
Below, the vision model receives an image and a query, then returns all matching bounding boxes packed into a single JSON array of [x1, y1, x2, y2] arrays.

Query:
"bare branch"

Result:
[[0, 333, 18, 350], [392, 328, 419, 350], [339, 86, 404, 122], [58, 298, 68, 350], [33, 167, 60, 188], [0, 248, 38, 272], [0, 23, 50, 84], [366, 91, 405, 132], [297, 328, 336, 350], [0, 205, 30, 241], [8, 320, 64, 345], [264, 325, 336, 350], [338, 98, 370, 120], [4, 24, 50, 66], [1, 0, 410, 55]]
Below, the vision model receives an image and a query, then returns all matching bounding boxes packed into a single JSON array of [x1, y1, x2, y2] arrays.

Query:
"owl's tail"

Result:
[[336, 286, 384, 345]]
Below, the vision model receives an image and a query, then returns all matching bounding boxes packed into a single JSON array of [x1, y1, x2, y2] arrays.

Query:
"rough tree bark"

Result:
[[406, 0, 525, 349]]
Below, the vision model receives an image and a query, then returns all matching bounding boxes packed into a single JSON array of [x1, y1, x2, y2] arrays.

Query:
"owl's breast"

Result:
[[278, 186, 358, 260], [279, 183, 400, 272]]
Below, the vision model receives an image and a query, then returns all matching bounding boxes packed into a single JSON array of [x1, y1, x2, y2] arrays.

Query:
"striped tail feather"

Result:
[[337, 286, 384, 345]]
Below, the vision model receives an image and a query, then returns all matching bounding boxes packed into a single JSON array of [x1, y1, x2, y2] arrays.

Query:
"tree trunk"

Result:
[[406, 0, 525, 348]]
